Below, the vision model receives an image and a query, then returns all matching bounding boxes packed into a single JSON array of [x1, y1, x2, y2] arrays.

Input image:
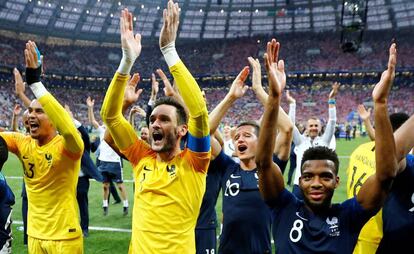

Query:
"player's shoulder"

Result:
[[351, 141, 375, 157]]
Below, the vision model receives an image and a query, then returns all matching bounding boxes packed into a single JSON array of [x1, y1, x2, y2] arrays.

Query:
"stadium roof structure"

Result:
[[0, 0, 413, 43]]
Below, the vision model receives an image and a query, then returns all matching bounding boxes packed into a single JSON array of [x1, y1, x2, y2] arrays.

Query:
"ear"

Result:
[[177, 124, 188, 138], [334, 176, 340, 189]]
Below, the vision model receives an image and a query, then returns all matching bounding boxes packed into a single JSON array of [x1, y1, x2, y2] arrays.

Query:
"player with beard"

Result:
[[100, 2, 210, 253], [0, 41, 84, 253], [207, 39, 293, 254], [287, 81, 338, 198], [257, 43, 400, 254]]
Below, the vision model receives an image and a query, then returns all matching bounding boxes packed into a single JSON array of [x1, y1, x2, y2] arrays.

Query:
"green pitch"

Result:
[[3, 137, 370, 254]]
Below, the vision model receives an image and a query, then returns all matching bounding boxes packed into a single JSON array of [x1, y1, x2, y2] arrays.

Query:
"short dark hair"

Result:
[[236, 121, 260, 137], [301, 146, 339, 174], [0, 136, 8, 170], [390, 112, 409, 132], [153, 97, 188, 125]]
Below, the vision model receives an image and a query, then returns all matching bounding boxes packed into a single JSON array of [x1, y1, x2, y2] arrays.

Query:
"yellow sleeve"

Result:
[[169, 61, 209, 139], [38, 93, 83, 156], [100, 72, 138, 150], [0, 132, 25, 155]]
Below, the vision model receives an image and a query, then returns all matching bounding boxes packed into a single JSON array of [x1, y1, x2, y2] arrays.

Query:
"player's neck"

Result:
[[157, 146, 181, 162], [240, 157, 256, 171], [36, 131, 57, 146], [304, 201, 332, 215]]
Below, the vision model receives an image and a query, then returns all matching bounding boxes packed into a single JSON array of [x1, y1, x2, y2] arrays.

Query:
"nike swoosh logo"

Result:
[[296, 212, 308, 221], [22, 155, 29, 160], [143, 166, 152, 171], [230, 174, 241, 179]]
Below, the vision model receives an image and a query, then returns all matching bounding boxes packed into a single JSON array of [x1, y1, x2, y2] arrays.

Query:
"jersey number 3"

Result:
[[24, 163, 35, 178]]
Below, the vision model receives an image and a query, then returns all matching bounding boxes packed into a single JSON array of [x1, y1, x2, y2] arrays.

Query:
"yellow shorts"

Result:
[[28, 236, 83, 254]]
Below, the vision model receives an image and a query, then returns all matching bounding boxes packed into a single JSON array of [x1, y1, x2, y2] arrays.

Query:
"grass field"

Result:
[[2, 136, 370, 254]]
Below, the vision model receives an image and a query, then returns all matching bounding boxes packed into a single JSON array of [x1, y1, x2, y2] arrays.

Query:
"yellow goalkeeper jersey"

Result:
[[346, 141, 382, 254], [0, 93, 83, 240]]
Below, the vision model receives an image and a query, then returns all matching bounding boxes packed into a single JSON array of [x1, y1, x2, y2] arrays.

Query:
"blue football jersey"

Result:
[[376, 154, 414, 253], [0, 172, 15, 241], [215, 151, 287, 254], [196, 156, 223, 229], [271, 189, 372, 254]]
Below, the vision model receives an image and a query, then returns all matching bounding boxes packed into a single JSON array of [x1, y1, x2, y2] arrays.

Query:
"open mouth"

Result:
[[152, 132, 164, 143], [29, 122, 39, 132], [238, 145, 247, 153]]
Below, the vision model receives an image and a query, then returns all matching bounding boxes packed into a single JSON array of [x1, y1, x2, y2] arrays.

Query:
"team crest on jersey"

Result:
[[326, 216, 340, 237], [45, 153, 52, 161], [166, 164, 176, 178]]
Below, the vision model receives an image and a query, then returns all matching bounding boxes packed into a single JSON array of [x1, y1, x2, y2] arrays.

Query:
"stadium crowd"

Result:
[[1, 30, 414, 77]]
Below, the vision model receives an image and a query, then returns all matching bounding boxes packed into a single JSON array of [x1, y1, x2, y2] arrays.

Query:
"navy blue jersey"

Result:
[[215, 151, 287, 254], [0, 172, 15, 241], [196, 156, 222, 229], [376, 154, 414, 253], [271, 189, 372, 254]]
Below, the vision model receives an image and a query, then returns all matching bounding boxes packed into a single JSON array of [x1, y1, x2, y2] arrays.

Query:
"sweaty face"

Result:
[[233, 125, 258, 161], [299, 160, 339, 211], [149, 104, 180, 153], [140, 127, 149, 143], [27, 100, 54, 140], [307, 119, 320, 139]]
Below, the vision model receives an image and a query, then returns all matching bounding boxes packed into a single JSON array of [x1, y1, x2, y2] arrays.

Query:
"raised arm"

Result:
[[156, 68, 186, 108], [104, 72, 142, 157], [256, 39, 286, 202], [14, 68, 32, 108], [209, 66, 249, 135], [159, 0, 209, 151], [321, 82, 339, 143], [286, 90, 304, 145], [248, 56, 292, 160], [24, 41, 83, 155], [86, 97, 100, 129], [11, 104, 22, 132], [100, 8, 142, 150], [393, 114, 414, 171], [357, 104, 375, 141], [356, 43, 398, 212]]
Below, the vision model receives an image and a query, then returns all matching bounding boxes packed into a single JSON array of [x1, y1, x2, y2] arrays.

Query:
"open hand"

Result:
[[372, 43, 397, 104], [159, 0, 180, 48]]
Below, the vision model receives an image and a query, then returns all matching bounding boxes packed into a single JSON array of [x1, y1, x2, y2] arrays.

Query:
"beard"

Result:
[[150, 128, 178, 153]]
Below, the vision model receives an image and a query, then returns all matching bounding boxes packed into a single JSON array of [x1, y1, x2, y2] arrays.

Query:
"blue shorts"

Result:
[[195, 228, 216, 254], [99, 161, 123, 183]]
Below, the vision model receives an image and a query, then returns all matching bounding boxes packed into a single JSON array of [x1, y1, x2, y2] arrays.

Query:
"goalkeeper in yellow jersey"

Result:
[[100, 1, 210, 253], [0, 41, 84, 253]]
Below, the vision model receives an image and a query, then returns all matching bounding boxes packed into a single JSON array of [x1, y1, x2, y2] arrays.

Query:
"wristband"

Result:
[[328, 99, 336, 105], [25, 66, 42, 85]]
